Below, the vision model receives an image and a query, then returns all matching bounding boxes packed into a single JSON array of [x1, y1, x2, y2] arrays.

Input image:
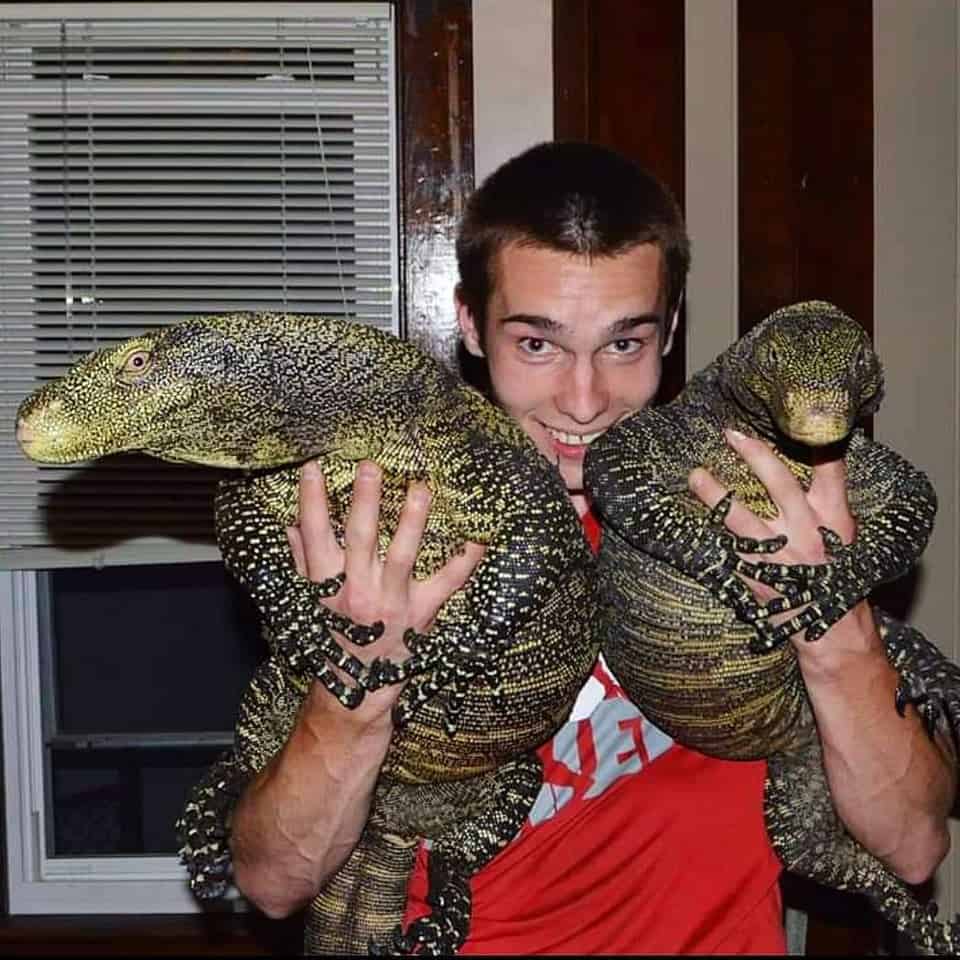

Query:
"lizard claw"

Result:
[[894, 681, 944, 739], [747, 595, 852, 652], [705, 494, 787, 555], [315, 665, 366, 707], [818, 525, 845, 554]]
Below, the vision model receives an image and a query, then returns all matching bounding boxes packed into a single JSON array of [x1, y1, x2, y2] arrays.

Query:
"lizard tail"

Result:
[[767, 748, 960, 955], [304, 826, 420, 955], [782, 843, 960, 955], [868, 881, 960, 956]]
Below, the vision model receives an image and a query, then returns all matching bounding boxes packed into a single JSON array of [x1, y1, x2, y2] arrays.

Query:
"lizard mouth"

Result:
[[779, 413, 853, 447], [15, 408, 85, 462], [774, 391, 856, 447]]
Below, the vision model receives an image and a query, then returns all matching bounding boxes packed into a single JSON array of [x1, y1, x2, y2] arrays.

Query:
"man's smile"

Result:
[[544, 425, 607, 447]]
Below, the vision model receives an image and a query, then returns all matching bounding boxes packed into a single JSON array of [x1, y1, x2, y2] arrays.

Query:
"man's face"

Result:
[[457, 241, 676, 511]]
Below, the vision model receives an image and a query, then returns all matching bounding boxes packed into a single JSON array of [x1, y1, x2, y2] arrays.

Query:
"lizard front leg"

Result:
[[175, 748, 251, 899], [598, 482, 794, 625], [176, 655, 306, 899]]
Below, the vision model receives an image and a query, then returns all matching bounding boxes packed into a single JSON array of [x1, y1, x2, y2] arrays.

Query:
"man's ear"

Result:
[[661, 292, 683, 357], [455, 284, 485, 357]]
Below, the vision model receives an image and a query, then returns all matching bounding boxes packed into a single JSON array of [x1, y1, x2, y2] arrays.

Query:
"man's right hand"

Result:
[[231, 459, 484, 918], [287, 458, 486, 729]]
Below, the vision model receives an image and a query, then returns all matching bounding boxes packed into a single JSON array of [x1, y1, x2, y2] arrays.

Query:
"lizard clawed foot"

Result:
[[391, 667, 467, 735], [818, 525, 845, 554], [323, 608, 385, 647], [311, 570, 347, 598], [175, 751, 251, 899], [314, 665, 367, 708], [277, 622, 368, 685], [275, 599, 408, 697], [895, 680, 944, 739], [705, 493, 788, 555], [313, 648, 430, 708], [391, 655, 485, 734], [362, 649, 428, 690], [371, 857, 470, 956], [663, 500, 791, 625], [747, 580, 869, 653]]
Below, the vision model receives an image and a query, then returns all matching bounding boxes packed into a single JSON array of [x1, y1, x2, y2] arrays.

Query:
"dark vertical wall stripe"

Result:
[[738, 1, 873, 338], [554, 0, 590, 141], [397, 0, 475, 366], [740, 3, 885, 944], [553, 0, 686, 401]]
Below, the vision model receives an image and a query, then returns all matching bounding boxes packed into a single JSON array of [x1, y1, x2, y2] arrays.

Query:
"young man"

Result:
[[229, 142, 955, 953]]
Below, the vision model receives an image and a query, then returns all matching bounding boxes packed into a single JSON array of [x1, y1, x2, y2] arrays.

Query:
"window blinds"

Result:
[[0, 4, 397, 569]]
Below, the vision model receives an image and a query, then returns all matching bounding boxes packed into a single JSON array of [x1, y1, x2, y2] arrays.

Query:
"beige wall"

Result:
[[684, 0, 739, 376], [472, 0, 552, 185], [874, 0, 960, 918]]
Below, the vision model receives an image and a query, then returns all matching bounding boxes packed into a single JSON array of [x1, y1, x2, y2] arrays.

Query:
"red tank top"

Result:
[[403, 511, 785, 954]]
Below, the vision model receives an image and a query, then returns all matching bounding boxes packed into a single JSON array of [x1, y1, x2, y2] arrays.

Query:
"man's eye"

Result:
[[519, 337, 551, 354], [609, 338, 645, 355]]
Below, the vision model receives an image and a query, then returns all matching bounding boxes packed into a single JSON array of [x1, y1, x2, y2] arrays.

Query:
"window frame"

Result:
[[2, 568, 224, 912]]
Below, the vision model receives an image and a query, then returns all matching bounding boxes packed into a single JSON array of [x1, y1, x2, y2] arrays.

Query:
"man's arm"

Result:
[[230, 461, 484, 917], [689, 429, 956, 884]]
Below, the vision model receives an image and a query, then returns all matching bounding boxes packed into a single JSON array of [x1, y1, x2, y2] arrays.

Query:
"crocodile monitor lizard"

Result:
[[16, 311, 600, 955], [584, 299, 960, 954]]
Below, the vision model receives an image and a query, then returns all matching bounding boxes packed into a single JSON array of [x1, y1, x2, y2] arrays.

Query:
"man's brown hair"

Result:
[[456, 141, 691, 347]]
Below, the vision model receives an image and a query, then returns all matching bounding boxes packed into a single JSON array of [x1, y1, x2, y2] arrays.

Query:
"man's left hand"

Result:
[[687, 427, 861, 648]]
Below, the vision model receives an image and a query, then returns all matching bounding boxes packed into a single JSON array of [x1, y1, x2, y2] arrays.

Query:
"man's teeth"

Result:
[[547, 427, 604, 446]]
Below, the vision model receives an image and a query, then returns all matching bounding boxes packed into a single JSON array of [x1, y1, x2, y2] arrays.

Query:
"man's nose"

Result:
[[556, 361, 610, 424]]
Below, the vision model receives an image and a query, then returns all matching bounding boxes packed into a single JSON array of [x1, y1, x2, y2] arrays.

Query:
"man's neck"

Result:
[[571, 492, 590, 517]]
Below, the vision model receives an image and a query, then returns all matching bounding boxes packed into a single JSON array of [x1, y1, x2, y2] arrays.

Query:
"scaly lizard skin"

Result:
[[16, 312, 600, 955], [584, 300, 960, 954]]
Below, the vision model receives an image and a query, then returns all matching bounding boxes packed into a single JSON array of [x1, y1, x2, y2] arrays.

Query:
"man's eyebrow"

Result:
[[498, 313, 663, 335], [608, 314, 663, 335], [499, 313, 562, 332]]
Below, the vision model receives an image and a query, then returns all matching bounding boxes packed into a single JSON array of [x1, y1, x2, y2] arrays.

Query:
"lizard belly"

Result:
[[598, 526, 814, 759]]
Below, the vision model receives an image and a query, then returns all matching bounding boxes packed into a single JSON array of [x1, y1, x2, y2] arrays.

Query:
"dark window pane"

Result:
[[50, 744, 228, 856], [51, 561, 264, 734]]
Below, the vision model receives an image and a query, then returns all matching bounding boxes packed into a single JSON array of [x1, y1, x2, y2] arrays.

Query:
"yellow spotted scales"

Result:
[[16, 312, 600, 955], [584, 300, 960, 955]]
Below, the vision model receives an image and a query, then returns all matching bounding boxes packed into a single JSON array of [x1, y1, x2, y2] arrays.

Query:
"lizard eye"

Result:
[[118, 348, 152, 383], [758, 340, 780, 368], [851, 343, 875, 376]]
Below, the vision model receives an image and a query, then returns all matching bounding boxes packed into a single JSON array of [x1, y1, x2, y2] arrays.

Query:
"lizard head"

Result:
[[15, 313, 332, 469], [723, 300, 884, 447]]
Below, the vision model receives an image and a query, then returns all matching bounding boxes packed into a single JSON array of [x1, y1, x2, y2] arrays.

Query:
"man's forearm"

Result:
[[798, 602, 956, 884], [230, 682, 393, 918]]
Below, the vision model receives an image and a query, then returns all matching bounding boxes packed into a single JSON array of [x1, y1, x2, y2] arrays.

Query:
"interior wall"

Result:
[[472, 0, 552, 185], [551, 0, 687, 402], [684, 0, 738, 377]]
